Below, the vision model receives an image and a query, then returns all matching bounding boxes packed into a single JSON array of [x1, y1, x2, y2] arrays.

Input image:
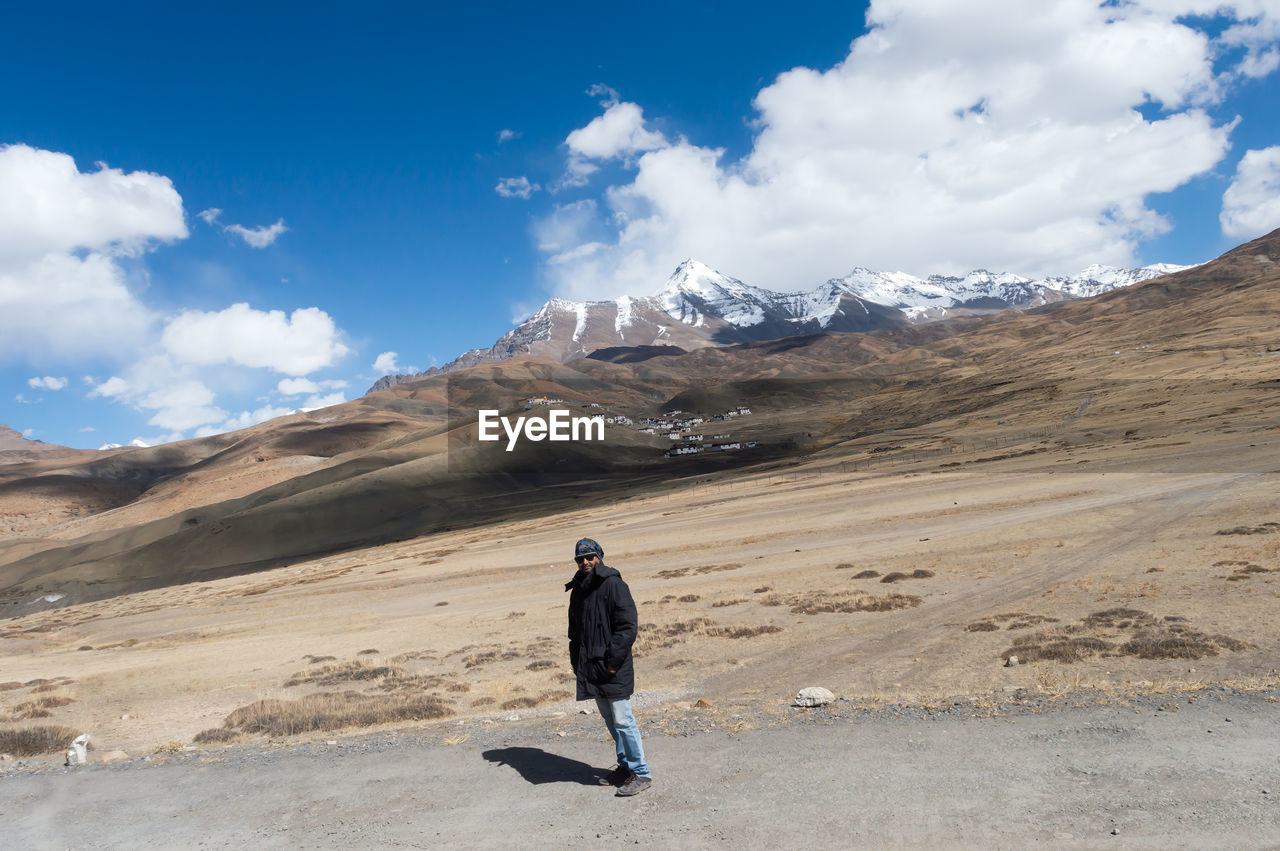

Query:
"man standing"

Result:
[[565, 537, 652, 796]]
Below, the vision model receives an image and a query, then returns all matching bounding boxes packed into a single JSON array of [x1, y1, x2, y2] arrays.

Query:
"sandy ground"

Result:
[[1, 429, 1277, 758], [2, 688, 1277, 848]]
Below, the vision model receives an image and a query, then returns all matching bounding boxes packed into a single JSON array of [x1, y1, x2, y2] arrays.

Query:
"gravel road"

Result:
[[3, 687, 1277, 849]]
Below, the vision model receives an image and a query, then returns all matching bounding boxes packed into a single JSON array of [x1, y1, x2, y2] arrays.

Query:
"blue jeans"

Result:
[[594, 696, 650, 778]]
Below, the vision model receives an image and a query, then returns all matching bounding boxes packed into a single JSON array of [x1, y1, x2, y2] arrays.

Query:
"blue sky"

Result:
[[3, 1, 1279, 449]]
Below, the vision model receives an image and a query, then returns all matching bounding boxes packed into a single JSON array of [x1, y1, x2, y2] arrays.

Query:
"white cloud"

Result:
[[0, 145, 182, 360], [0, 144, 187, 260], [538, 1, 1279, 298], [586, 83, 620, 107], [496, 176, 539, 199], [498, 129, 520, 143], [79, 426, 95, 432], [1221, 146, 1280, 239], [277, 377, 348, 396], [225, 218, 288, 248], [162, 303, 350, 375], [371, 352, 420, 375], [198, 208, 289, 248], [28, 376, 67, 390], [302, 392, 345, 410], [194, 404, 296, 437], [566, 101, 667, 161], [140, 379, 227, 432]]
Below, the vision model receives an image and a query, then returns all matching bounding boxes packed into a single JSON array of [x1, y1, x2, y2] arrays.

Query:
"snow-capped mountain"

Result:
[[366, 258, 1189, 393]]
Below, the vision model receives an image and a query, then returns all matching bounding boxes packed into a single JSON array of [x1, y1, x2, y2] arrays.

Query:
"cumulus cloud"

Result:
[[496, 176, 539, 199], [161, 303, 350, 376], [28, 376, 67, 390], [197, 208, 222, 225], [1221, 146, 1280, 239], [0, 145, 183, 359], [498, 129, 520, 143], [194, 404, 296, 437], [371, 351, 421, 375], [538, 1, 1279, 298], [301, 391, 345, 410]]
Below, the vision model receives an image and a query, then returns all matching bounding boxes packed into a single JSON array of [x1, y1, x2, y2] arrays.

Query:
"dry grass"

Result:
[[1003, 608, 1253, 664], [500, 690, 571, 711], [1215, 522, 1279, 535], [711, 597, 749, 608], [880, 569, 934, 583], [851, 570, 882, 579], [0, 725, 78, 756], [215, 690, 454, 737], [283, 661, 403, 687], [760, 590, 923, 615], [635, 617, 785, 652], [4, 695, 75, 722], [966, 612, 1060, 632], [655, 562, 745, 580]]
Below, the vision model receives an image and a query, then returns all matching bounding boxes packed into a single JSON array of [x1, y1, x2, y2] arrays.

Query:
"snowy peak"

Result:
[[366, 257, 1189, 393]]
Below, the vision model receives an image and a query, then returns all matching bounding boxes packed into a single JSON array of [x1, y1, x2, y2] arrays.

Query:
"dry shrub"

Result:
[[372, 674, 450, 693], [304, 655, 337, 664], [711, 598, 748, 608], [965, 622, 999, 632], [761, 590, 922, 615], [284, 661, 404, 688], [881, 569, 933, 583], [704, 625, 783, 639], [220, 690, 453, 737], [192, 728, 241, 745], [0, 682, 22, 692], [880, 572, 909, 583], [463, 649, 520, 668], [753, 586, 772, 594], [656, 563, 744, 580], [911, 569, 935, 579], [435, 601, 449, 606], [1003, 608, 1252, 664], [852, 570, 881, 579], [471, 696, 496, 707], [357, 648, 380, 656], [507, 611, 526, 619], [678, 595, 701, 603], [31, 682, 71, 693], [446, 683, 472, 693], [0, 725, 78, 756], [526, 660, 556, 671], [968, 612, 1060, 633], [1215, 522, 1279, 535], [500, 690, 570, 711]]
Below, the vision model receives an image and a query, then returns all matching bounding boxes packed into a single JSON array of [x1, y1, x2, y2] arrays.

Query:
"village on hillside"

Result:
[[523, 396, 756, 459]]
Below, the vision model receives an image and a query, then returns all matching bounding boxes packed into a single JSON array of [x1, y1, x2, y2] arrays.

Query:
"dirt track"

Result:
[[4, 687, 1277, 848]]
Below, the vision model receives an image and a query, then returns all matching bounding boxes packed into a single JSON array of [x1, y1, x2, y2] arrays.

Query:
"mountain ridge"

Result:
[[367, 258, 1188, 393]]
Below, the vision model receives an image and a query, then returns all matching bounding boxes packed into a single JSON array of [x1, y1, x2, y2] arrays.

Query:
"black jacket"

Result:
[[565, 562, 638, 700]]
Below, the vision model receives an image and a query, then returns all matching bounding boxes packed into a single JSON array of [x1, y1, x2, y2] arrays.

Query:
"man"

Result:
[[565, 537, 652, 796]]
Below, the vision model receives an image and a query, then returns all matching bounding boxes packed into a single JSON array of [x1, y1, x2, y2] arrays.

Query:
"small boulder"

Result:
[[794, 687, 835, 707], [694, 698, 713, 709], [1004, 656, 1019, 667]]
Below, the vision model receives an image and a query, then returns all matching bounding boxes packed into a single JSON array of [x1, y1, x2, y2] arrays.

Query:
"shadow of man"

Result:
[[482, 747, 603, 786]]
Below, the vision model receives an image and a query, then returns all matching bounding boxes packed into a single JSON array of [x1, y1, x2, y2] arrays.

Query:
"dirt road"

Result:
[[4, 687, 1277, 849]]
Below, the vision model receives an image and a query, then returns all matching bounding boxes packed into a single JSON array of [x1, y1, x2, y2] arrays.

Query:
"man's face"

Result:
[[575, 553, 598, 574]]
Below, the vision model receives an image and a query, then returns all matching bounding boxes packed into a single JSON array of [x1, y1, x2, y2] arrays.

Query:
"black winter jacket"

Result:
[[565, 563, 638, 700]]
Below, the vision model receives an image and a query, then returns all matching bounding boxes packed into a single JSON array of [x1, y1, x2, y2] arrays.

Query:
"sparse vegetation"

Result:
[[678, 594, 701, 603], [1003, 608, 1253, 664], [284, 661, 402, 688], [966, 612, 1060, 632], [760, 590, 922, 614], [852, 570, 881, 579], [655, 563, 744, 580], [1215, 522, 1279, 535], [0, 725, 77, 756], [712, 597, 749, 607], [217, 690, 453, 737], [526, 660, 556, 671], [192, 728, 242, 745]]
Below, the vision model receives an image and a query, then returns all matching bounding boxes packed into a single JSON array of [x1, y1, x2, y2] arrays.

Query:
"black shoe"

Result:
[[598, 765, 631, 787], [616, 774, 652, 797]]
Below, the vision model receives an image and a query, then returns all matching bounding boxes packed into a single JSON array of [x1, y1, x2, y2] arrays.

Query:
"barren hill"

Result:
[[1, 230, 1278, 615]]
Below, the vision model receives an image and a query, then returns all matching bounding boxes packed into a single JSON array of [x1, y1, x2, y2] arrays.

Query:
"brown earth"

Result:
[[0, 229, 1278, 760]]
